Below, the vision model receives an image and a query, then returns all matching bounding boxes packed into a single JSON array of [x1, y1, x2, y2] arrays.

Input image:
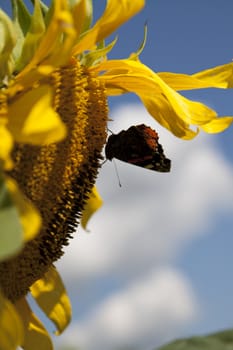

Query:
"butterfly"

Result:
[[105, 124, 171, 172]]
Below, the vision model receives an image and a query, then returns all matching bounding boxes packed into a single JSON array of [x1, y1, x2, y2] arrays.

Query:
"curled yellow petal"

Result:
[[17, 0, 76, 80], [157, 71, 228, 90], [81, 186, 103, 230], [192, 62, 233, 88], [15, 297, 53, 350], [200, 116, 233, 133], [73, 0, 145, 55], [8, 85, 66, 144], [95, 59, 219, 138], [0, 291, 24, 350], [72, 0, 93, 38], [0, 125, 13, 169], [30, 266, 71, 335], [158, 62, 233, 90], [140, 93, 198, 139]]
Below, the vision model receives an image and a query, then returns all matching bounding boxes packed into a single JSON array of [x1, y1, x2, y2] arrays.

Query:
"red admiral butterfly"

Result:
[[105, 124, 171, 172]]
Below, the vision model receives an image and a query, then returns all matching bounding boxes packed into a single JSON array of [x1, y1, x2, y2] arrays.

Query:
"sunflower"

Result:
[[0, 0, 232, 349]]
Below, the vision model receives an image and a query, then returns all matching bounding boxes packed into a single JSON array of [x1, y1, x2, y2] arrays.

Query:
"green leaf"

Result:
[[157, 329, 233, 350], [0, 176, 23, 261]]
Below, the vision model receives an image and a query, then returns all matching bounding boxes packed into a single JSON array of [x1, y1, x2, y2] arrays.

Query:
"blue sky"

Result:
[[3, 1, 233, 349]]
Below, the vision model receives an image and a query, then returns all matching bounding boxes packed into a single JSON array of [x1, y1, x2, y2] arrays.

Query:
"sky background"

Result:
[[4, 1, 233, 349]]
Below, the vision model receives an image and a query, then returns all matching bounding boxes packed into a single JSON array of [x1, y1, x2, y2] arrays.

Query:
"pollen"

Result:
[[0, 61, 108, 301]]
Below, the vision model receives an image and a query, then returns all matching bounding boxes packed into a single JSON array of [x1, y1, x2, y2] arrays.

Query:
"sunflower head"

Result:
[[0, 1, 111, 347], [1, 60, 108, 302]]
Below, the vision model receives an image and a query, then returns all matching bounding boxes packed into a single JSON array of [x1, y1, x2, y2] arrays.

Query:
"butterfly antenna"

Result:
[[101, 159, 107, 166], [113, 159, 122, 187], [107, 127, 114, 134]]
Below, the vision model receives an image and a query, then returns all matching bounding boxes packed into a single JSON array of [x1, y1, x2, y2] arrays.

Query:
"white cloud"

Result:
[[55, 103, 233, 349], [59, 268, 198, 350]]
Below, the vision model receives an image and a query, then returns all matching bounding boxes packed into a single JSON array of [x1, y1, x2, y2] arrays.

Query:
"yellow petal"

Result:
[[0, 291, 24, 350], [13, 64, 54, 93], [200, 116, 233, 133], [140, 93, 198, 139], [17, 0, 76, 80], [96, 59, 222, 139], [6, 177, 41, 242], [157, 71, 228, 90], [15, 297, 53, 350], [72, 0, 93, 38], [0, 125, 13, 169], [8, 85, 66, 144], [81, 186, 103, 230], [72, 0, 145, 55], [192, 62, 233, 88], [30, 266, 71, 335]]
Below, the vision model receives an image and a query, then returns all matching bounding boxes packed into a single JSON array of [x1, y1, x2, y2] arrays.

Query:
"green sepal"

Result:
[[0, 9, 17, 81], [30, 0, 51, 26], [0, 174, 23, 261], [30, 0, 49, 17], [15, 0, 46, 72], [82, 36, 118, 67], [129, 23, 148, 60], [11, 0, 31, 36], [11, 0, 31, 68]]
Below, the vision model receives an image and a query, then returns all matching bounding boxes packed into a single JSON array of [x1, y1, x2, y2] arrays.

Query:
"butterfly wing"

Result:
[[105, 124, 171, 172]]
